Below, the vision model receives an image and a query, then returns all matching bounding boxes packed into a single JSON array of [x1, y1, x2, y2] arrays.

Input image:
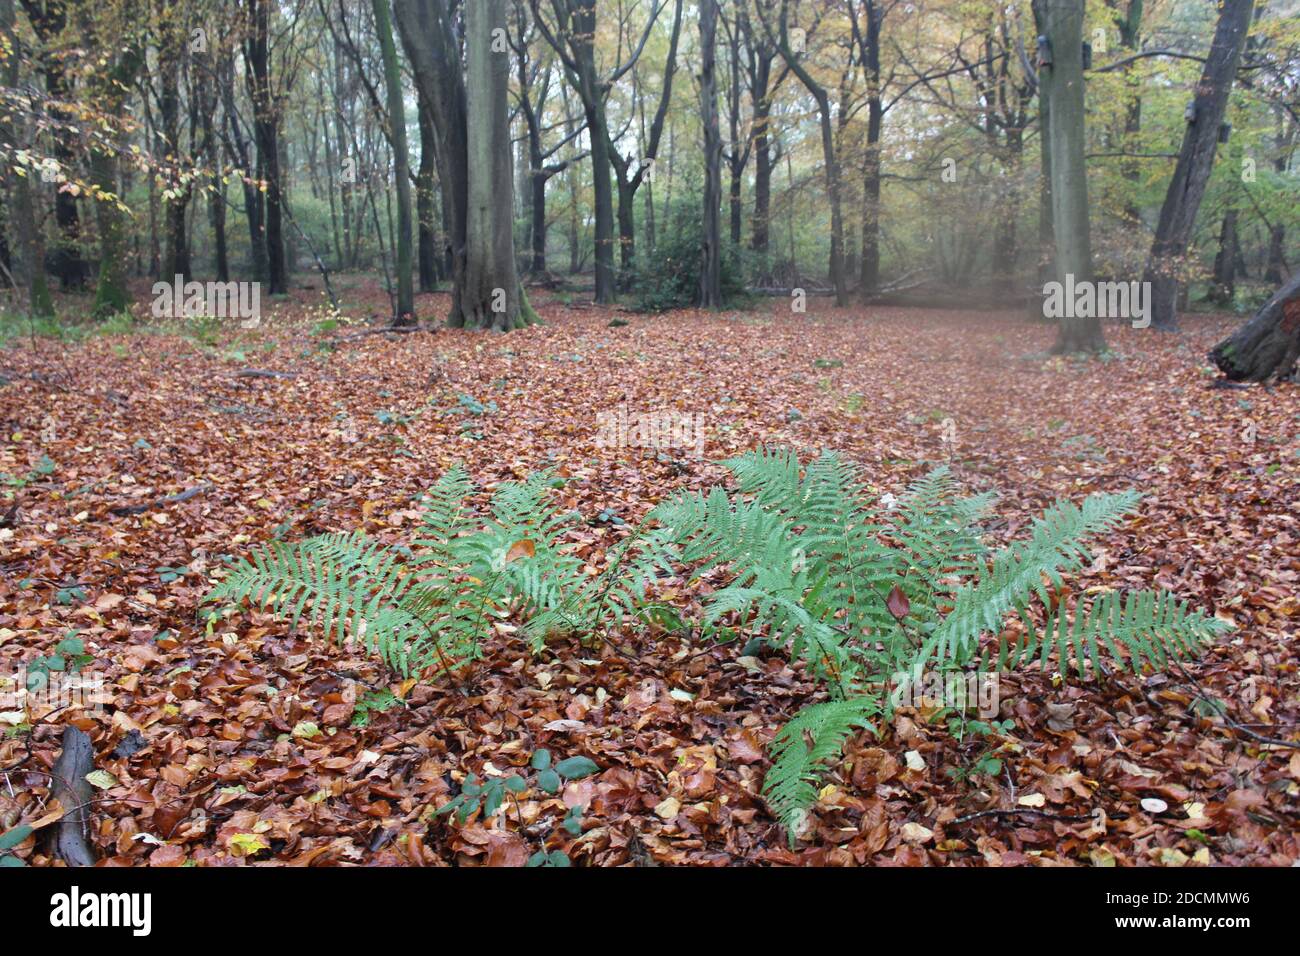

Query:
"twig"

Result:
[[1171, 660, 1300, 751], [234, 368, 298, 379], [949, 806, 1096, 826], [108, 482, 214, 517]]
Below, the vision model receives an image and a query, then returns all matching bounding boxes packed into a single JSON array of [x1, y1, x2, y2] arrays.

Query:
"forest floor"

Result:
[[1, 278, 1297, 866]]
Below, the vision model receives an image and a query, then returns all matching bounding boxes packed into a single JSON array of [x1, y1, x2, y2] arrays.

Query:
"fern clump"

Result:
[[650, 449, 1230, 843], [208, 449, 1229, 846], [206, 466, 671, 676]]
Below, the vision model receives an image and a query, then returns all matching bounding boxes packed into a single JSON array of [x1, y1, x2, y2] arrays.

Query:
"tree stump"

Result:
[[1209, 272, 1300, 382]]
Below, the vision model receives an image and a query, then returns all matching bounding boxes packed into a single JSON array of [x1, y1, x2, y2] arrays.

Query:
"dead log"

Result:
[[43, 726, 97, 866], [1209, 271, 1300, 382]]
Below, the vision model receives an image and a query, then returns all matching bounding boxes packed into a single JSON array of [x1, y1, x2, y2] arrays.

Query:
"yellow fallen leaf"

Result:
[[85, 770, 118, 790], [1089, 847, 1116, 867], [654, 796, 681, 819], [228, 833, 270, 857], [1018, 793, 1046, 807]]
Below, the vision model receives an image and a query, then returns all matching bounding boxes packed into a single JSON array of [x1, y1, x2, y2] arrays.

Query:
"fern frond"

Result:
[[764, 696, 879, 844], [207, 532, 422, 672], [1000, 588, 1231, 677], [914, 490, 1141, 677], [412, 466, 476, 571]]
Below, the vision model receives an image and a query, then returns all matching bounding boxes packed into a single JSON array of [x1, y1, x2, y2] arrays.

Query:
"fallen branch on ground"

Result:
[[108, 483, 214, 517], [41, 726, 97, 866]]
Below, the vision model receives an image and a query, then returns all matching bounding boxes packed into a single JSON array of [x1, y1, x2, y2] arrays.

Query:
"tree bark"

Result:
[[1141, 0, 1254, 331], [372, 0, 416, 323], [90, 98, 139, 316], [22, 0, 88, 289], [1209, 270, 1300, 381], [460, 0, 528, 329], [857, 1, 884, 299], [158, 0, 190, 281], [396, 0, 468, 321], [1, 0, 53, 315], [1043, 0, 1104, 353], [417, 107, 439, 290], [44, 726, 98, 866], [220, 50, 267, 283], [397, 0, 534, 329], [774, 0, 846, 305], [1209, 206, 1238, 305], [699, 0, 723, 308], [246, 0, 287, 294]]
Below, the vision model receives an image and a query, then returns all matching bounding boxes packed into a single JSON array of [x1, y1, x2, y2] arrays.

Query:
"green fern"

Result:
[[661, 449, 1227, 844], [764, 697, 879, 839], [207, 448, 1228, 848]]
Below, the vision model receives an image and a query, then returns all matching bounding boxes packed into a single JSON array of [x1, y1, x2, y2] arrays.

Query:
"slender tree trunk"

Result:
[[1043, 0, 1104, 353], [992, 129, 1023, 291], [460, 0, 530, 328], [158, 3, 190, 281], [751, 81, 773, 271], [222, 51, 266, 282], [247, 0, 286, 294], [372, 0, 415, 323], [1209, 206, 1239, 305], [89, 22, 143, 316], [1030, 0, 1054, 319], [1262, 121, 1293, 283], [1142, 0, 1254, 331], [568, 0, 617, 303], [1, 0, 52, 315], [417, 106, 439, 289], [776, 0, 845, 305], [857, 0, 884, 299], [200, 69, 230, 283], [25, 0, 87, 289], [699, 0, 723, 307]]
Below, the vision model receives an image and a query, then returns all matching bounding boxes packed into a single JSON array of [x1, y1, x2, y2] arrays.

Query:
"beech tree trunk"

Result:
[[698, 0, 722, 307], [417, 108, 439, 290], [396, 0, 469, 321], [1210, 271, 1300, 381], [1209, 207, 1239, 306], [460, 0, 528, 329], [372, 0, 415, 323], [1141, 0, 1253, 331], [397, 0, 534, 329], [246, 0, 287, 294], [776, 0, 846, 305], [1042, 0, 1104, 353], [1, 0, 52, 315]]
